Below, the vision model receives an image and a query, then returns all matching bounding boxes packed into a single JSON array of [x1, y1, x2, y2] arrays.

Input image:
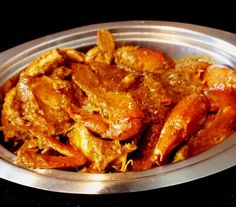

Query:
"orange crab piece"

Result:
[[174, 90, 236, 162], [153, 93, 208, 164], [115, 46, 174, 72], [204, 64, 236, 90]]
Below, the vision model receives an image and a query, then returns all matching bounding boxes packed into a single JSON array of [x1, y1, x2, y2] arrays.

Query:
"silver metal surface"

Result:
[[0, 21, 236, 194]]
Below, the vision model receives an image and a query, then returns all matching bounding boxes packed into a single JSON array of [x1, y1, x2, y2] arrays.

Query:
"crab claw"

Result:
[[153, 93, 208, 165], [174, 90, 236, 162]]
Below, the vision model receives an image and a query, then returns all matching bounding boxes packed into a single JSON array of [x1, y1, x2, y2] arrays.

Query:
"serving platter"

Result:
[[0, 21, 236, 194]]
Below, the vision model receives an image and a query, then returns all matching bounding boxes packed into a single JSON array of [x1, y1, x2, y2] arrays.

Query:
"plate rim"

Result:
[[0, 20, 236, 194]]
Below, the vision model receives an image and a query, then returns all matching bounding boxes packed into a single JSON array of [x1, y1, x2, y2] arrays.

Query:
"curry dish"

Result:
[[0, 29, 236, 173]]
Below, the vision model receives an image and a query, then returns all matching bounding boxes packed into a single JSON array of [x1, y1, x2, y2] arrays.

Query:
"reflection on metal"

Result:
[[0, 21, 236, 194]]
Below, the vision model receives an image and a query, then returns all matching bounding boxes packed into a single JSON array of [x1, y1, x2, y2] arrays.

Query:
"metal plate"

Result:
[[0, 21, 236, 194]]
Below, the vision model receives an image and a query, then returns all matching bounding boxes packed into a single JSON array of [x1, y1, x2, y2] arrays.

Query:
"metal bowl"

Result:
[[0, 21, 236, 194]]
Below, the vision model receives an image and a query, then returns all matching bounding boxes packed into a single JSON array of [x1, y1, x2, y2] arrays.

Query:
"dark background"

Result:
[[1, 1, 236, 52], [1, 1, 236, 206]]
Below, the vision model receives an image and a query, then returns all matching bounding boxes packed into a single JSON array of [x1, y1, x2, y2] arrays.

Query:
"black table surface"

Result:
[[0, 2, 236, 207]]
